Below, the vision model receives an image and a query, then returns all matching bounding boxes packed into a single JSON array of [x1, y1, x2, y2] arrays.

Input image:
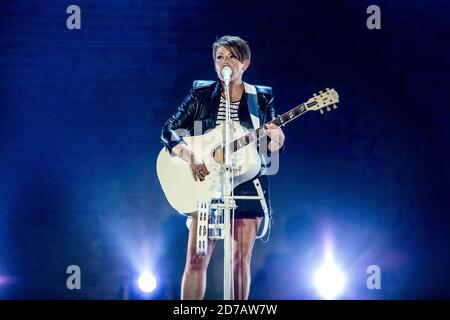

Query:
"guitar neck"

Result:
[[231, 102, 310, 153]]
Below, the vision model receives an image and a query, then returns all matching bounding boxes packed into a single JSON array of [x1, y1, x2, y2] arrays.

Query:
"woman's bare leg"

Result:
[[233, 217, 261, 300], [181, 217, 216, 299]]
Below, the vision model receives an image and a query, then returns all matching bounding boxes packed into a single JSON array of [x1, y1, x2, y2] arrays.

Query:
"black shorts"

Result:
[[232, 175, 272, 219]]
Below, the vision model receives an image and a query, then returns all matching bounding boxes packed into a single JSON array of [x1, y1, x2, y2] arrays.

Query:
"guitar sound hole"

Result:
[[212, 146, 225, 165]]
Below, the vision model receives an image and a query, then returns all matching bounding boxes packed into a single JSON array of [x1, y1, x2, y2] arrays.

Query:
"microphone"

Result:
[[221, 66, 232, 85]]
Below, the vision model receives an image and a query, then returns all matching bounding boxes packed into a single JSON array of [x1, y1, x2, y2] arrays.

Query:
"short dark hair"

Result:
[[212, 35, 251, 62]]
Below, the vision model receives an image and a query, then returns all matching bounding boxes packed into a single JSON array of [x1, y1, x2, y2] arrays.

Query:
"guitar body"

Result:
[[156, 122, 261, 215]]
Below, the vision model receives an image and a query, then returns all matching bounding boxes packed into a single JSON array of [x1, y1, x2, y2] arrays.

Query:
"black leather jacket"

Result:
[[161, 80, 281, 153]]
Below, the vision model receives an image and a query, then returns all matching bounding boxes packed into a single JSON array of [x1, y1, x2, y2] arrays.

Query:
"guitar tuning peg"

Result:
[[319, 91, 324, 94], [313, 93, 317, 97], [320, 109, 324, 114], [333, 104, 337, 109], [326, 88, 330, 91], [326, 106, 331, 112]]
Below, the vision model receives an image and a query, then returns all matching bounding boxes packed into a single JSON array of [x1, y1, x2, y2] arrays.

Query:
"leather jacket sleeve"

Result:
[[161, 86, 198, 153]]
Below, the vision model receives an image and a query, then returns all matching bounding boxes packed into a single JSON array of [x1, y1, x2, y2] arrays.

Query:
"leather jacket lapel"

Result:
[[238, 94, 254, 130]]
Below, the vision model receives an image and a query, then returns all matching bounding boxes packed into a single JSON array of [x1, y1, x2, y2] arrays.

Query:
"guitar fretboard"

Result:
[[230, 100, 317, 153]]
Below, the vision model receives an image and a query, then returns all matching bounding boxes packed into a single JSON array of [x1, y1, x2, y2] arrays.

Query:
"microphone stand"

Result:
[[222, 77, 234, 300], [201, 71, 271, 299]]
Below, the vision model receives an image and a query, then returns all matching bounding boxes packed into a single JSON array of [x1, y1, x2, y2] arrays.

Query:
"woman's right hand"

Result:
[[189, 153, 210, 182], [172, 143, 210, 182]]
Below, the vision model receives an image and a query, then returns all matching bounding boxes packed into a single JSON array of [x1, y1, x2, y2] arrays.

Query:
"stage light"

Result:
[[313, 258, 346, 300], [137, 271, 157, 293]]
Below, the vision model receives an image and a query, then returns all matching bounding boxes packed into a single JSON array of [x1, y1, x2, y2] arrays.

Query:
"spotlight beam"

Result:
[[138, 272, 157, 293]]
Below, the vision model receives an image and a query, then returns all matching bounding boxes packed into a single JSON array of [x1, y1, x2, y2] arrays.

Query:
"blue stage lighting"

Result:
[[313, 257, 346, 300], [137, 271, 157, 293]]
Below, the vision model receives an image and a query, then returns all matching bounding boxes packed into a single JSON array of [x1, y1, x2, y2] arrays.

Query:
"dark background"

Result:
[[0, 0, 448, 299]]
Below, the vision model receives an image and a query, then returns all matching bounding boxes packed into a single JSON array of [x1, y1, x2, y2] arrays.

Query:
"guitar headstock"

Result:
[[306, 88, 340, 114]]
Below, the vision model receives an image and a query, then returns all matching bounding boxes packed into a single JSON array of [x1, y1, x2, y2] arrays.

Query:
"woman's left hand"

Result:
[[266, 123, 285, 151]]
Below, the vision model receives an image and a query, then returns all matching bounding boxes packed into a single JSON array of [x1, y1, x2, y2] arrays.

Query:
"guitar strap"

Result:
[[243, 82, 270, 240], [244, 82, 271, 168]]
